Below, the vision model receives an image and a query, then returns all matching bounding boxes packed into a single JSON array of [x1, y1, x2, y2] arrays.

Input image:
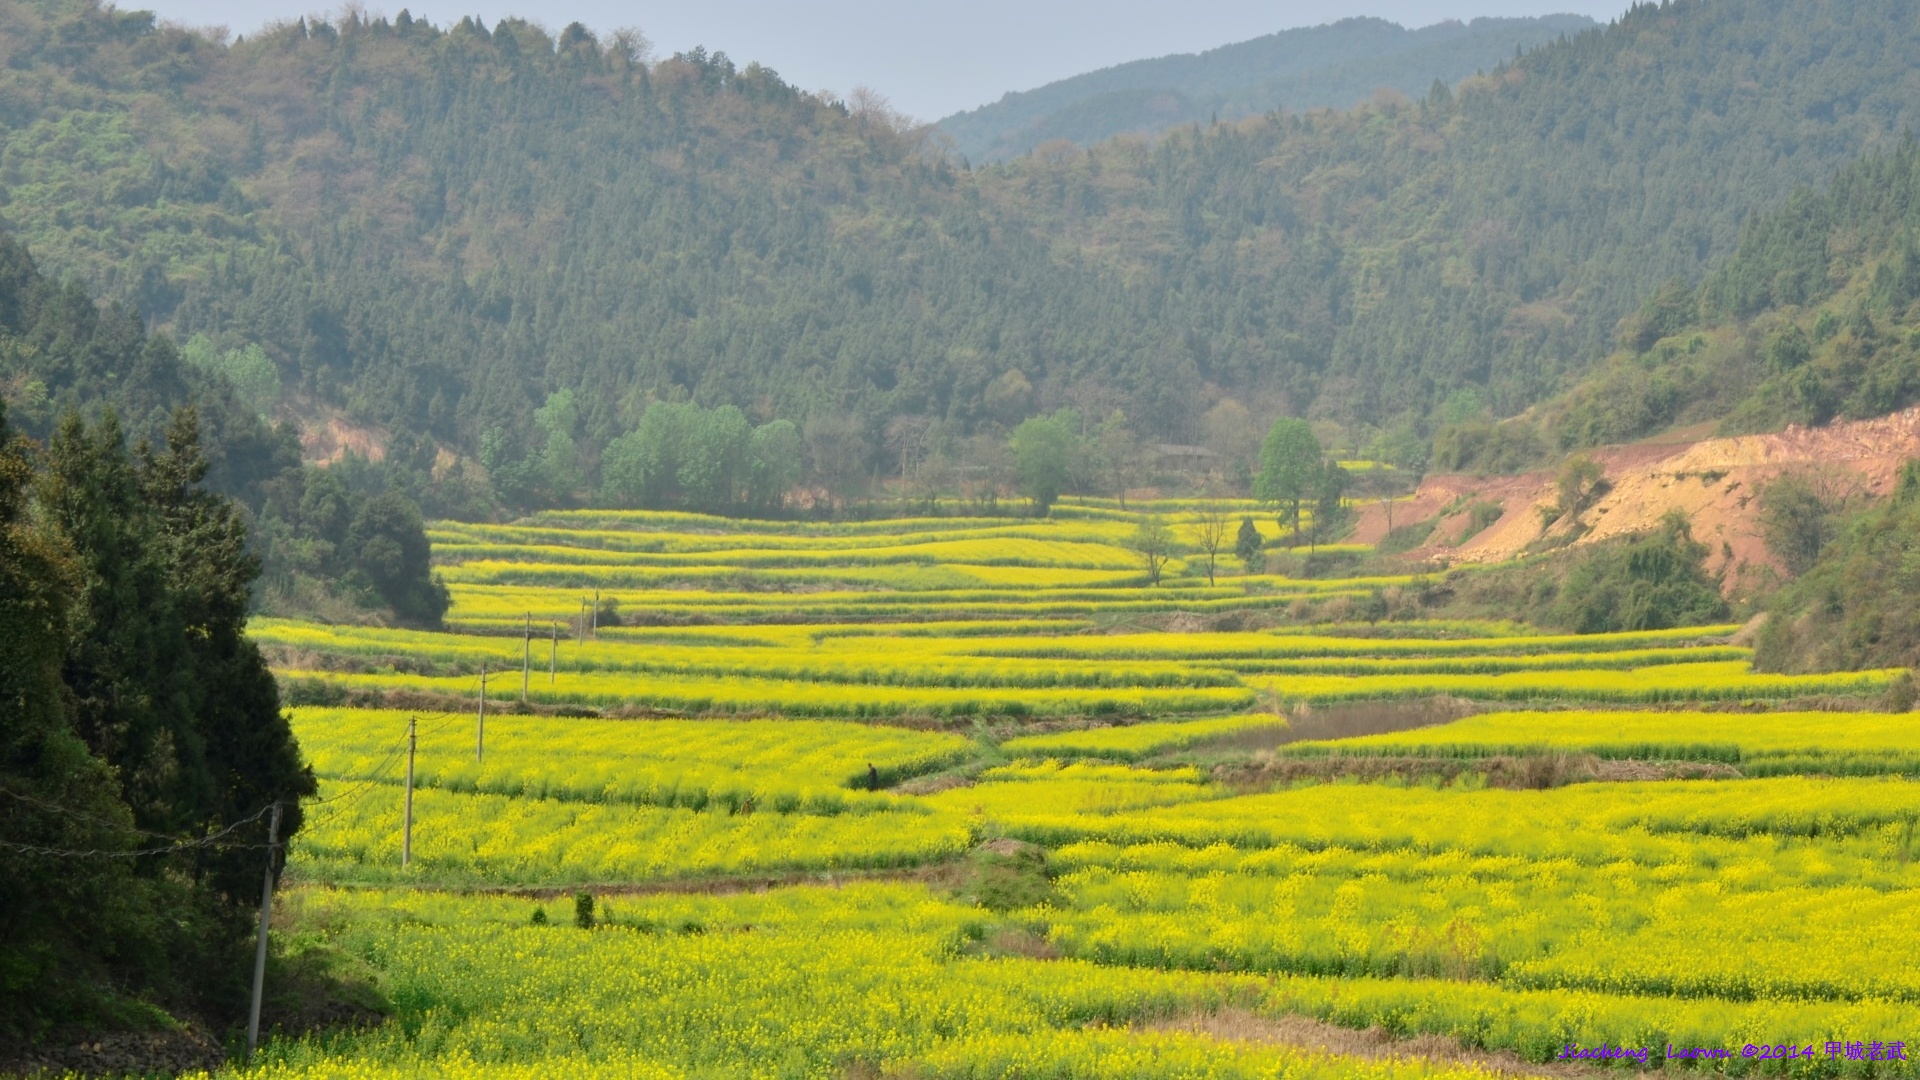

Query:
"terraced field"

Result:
[[224, 501, 1920, 1078]]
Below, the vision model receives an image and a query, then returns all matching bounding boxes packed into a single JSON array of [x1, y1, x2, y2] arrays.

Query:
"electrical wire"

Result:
[[0, 800, 278, 860], [301, 704, 473, 829], [0, 783, 211, 843], [7, 689, 490, 857]]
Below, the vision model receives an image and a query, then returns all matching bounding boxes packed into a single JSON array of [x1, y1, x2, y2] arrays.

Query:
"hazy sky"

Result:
[[146, 0, 1635, 121]]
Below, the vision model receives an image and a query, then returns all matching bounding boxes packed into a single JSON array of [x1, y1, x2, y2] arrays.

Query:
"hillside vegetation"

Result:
[[936, 14, 1592, 164], [0, 233, 448, 623], [5, 0, 1920, 514], [1524, 140, 1920, 458], [1416, 136, 1920, 674]]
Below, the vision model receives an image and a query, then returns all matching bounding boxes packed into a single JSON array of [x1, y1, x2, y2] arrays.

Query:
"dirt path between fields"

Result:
[[1143, 1008, 1630, 1077]]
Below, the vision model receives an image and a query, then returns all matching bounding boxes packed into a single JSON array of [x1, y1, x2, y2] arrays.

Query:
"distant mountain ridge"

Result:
[[937, 14, 1597, 163]]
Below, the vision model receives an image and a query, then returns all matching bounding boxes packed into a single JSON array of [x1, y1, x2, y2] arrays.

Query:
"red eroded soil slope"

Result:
[[1351, 405, 1920, 592]]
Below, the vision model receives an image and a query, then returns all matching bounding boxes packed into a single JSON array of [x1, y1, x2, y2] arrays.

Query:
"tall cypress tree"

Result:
[[0, 400, 169, 1036], [32, 405, 315, 1010], [136, 408, 315, 908]]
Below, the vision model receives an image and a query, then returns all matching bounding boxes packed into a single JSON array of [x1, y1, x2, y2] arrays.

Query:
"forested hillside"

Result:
[[1403, 133, 1920, 672], [0, 232, 448, 623], [1440, 139, 1920, 471], [3, 0, 1920, 514], [936, 15, 1593, 165]]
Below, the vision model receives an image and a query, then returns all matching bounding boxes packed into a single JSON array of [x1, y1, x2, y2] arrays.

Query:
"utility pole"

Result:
[[591, 588, 599, 640], [477, 664, 486, 763], [578, 599, 586, 645], [549, 621, 557, 683], [522, 612, 531, 703], [246, 800, 283, 1059], [402, 717, 416, 868]]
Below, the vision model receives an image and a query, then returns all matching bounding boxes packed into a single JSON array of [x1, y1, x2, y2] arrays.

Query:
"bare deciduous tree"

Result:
[[608, 26, 653, 65], [1130, 515, 1177, 587], [885, 415, 934, 489], [848, 86, 919, 134], [1194, 509, 1230, 586]]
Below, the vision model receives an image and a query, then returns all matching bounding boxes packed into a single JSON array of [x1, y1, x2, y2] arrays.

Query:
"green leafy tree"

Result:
[[745, 418, 803, 512], [1088, 409, 1142, 507], [1545, 455, 1607, 530], [348, 488, 451, 626], [1009, 408, 1081, 514], [0, 398, 169, 1035], [1308, 460, 1351, 550], [480, 427, 541, 509], [600, 402, 680, 508], [1757, 471, 1840, 576], [1542, 511, 1728, 633], [1255, 418, 1322, 541], [1625, 279, 1698, 352], [1764, 325, 1813, 373], [677, 404, 751, 510], [1756, 461, 1920, 673], [181, 335, 281, 416], [804, 413, 870, 510], [533, 389, 582, 499], [604, 404, 805, 513]]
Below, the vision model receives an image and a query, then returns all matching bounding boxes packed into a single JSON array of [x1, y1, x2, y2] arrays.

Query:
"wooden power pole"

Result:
[[476, 664, 486, 763], [402, 717, 416, 868], [246, 801, 283, 1058]]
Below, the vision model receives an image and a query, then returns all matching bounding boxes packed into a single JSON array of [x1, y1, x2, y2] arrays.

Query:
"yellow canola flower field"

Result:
[[211, 879, 1920, 1080], [1211, 645, 1750, 674], [918, 761, 1223, 819], [439, 581, 1323, 624], [1283, 709, 1920, 774], [237, 502, 1920, 1077], [1251, 660, 1897, 703], [192, 885, 1521, 1080], [281, 667, 1256, 718], [1001, 715, 1291, 761], [294, 778, 971, 886], [977, 625, 1743, 661], [257, 620, 1245, 691], [991, 774, 1920, 861], [434, 536, 1146, 574], [291, 707, 971, 810]]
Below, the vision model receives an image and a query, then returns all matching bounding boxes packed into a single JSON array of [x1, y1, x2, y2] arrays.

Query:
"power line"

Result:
[[6, 701, 481, 859], [0, 783, 217, 843], [301, 705, 473, 829], [0, 800, 279, 860], [307, 733, 411, 805], [309, 697, 470, 802]]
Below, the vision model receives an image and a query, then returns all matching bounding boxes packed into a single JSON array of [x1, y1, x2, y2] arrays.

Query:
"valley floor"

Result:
[[169, 501, 1920, 1077]]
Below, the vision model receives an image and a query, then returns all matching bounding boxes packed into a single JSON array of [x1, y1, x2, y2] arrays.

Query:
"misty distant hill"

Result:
[[938, 14, 1597, 163]]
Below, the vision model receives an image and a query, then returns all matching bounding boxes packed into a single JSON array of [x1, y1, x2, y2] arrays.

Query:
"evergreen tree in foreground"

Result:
[[0, 400, 314, 1037]]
